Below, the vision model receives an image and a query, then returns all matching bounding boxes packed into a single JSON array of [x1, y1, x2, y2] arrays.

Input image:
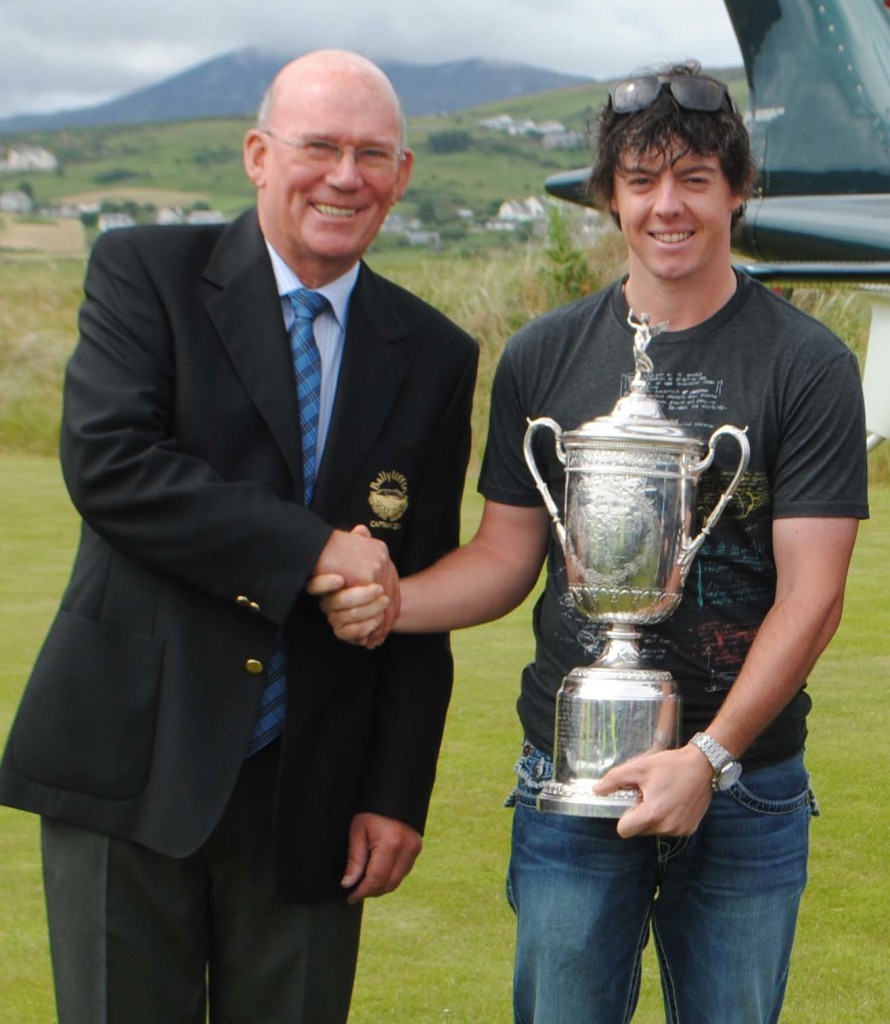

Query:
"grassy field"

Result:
[[0, 456, 887, 1023]]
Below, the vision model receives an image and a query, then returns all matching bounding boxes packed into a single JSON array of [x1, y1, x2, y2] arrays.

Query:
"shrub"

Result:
[[428, 130, 474, 155]]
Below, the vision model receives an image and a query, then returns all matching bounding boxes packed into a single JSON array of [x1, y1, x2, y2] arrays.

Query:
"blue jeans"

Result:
[[506, 743, 816, 1024]]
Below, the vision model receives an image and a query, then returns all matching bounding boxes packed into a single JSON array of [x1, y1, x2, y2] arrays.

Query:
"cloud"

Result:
[[0, 0, 741, 118]]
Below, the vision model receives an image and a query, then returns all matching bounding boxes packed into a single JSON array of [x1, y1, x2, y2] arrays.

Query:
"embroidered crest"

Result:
[[368, 471, 409, 530]]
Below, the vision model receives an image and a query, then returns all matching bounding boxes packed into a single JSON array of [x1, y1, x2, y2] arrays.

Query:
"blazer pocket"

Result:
[[12, 610, 163, 800]]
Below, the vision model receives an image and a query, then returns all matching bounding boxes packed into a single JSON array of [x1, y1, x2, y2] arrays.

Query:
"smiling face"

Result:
[[244, 52, 413, 287], [611, 145, 743, 316]]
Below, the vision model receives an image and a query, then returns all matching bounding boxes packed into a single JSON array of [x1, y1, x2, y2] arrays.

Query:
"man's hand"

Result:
[[307, 574, 392, 647], [593, 745, 715, 838], [309, 500, 552, 646], [310, 525, 399, 644], [340, 812, 423, 904]]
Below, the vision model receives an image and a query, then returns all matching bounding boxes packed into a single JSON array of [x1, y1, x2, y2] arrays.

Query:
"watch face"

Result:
[[716, 761, 742, 791]]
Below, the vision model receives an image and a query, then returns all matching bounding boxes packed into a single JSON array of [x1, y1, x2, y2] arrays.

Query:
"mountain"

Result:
[[0, 49, 595, 134]]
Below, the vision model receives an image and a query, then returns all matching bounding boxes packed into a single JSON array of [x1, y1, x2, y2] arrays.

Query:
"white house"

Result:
[[185, 209, 227, 225], [494, 196, 547, 223], [478, 115, 568, 138], [542, 130, 587, 150], [98, 212, 136, 232], [0, 146, 58, 173], [0, 190, 34, 214], [405, 229, 442, 249]]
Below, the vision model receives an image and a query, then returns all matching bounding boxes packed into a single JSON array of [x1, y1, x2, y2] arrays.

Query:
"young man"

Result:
[[313, 64, 868, 1023], [0, 51, 477, 1023]]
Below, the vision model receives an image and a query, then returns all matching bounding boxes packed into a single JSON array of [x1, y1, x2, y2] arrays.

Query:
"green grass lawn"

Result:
[[1, 456, 887, 1022]]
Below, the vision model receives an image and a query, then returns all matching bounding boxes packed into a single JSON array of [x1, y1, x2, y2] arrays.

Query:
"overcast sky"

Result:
[[0, 0, 742, 120]]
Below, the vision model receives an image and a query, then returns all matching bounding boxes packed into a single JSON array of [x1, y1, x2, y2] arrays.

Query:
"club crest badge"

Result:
[[368, 471, 409, 530]]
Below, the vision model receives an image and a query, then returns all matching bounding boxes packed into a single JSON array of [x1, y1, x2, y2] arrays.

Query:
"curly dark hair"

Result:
[[590, 62, 756, 227]]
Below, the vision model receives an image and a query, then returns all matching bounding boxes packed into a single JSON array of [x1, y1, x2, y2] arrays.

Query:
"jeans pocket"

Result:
[[728, 754, 817, 817]]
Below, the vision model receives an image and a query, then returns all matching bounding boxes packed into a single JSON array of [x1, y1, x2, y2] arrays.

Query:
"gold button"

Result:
[[245, 659, 264, 674], [236, 595, 250, 606], [249, 602, 261, 614]]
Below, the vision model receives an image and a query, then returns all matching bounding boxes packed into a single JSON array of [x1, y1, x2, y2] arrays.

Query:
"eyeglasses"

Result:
[[609, 75, 729, 114], [259, 129, 405, 176]]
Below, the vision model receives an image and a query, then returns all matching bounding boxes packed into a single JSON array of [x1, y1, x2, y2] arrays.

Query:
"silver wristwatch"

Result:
[[689, 732, 742, 791]]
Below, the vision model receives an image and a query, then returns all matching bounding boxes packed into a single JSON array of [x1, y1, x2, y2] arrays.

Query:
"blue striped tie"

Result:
[[288, 288, 329, 503], [246, 288, 329, 756]]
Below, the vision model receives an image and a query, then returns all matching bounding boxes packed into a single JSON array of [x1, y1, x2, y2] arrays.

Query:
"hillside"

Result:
[[0, 82, 615, 213], [0, 49, 595, 133], [0, 68, 747, 259]]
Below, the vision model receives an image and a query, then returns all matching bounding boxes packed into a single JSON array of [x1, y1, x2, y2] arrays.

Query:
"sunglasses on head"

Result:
[[609, 75, 729, 114]]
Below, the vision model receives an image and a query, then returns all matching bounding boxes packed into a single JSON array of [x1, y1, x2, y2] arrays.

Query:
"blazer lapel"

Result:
[[312, 264, 408, 514], [203, 212, 305, 494]]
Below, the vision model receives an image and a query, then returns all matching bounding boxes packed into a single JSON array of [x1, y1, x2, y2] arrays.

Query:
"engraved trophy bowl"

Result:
[[523, 313, 750, 817]]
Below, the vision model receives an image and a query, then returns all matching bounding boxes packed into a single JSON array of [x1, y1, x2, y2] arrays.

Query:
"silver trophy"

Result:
[[523, 312, 750, 817]]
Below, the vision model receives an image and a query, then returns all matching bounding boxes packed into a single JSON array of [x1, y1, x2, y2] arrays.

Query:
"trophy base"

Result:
[[538, 652, 680, 818], [536, 781, 640, 818]]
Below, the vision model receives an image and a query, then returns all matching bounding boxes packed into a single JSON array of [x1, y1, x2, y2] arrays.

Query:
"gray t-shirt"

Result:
[[479, 273, 869, 768]]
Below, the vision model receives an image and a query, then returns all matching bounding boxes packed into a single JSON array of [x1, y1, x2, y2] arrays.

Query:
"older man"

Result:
[[0, 50, 477, 1023]]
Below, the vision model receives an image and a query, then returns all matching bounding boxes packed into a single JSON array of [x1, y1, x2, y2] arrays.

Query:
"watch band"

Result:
[[689, 732, 742, 791]]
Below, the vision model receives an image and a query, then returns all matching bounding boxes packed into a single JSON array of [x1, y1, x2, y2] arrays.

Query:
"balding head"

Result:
[[244, 49, 414, 287], [257, 50, 406, 149]]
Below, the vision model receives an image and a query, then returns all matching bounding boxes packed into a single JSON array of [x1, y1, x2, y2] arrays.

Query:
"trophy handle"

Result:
[[679, 425, 751, 572], [523, 417, 568, 549]]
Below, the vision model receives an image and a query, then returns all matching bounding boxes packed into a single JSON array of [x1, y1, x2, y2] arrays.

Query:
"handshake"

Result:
[[308, 524, 400, 648]]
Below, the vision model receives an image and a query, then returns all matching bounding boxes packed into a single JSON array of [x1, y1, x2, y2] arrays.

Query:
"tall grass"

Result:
[[369, 230, 888, 484], [1, 225, 887, 486], [0, 258, 85, 454], [368, 219, 629, 463]]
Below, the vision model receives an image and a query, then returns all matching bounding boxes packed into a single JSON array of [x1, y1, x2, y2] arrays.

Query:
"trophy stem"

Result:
[[594, 624, 643, 671]]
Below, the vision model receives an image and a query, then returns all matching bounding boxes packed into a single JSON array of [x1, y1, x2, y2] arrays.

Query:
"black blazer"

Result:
[[0, 210, 478, 902]]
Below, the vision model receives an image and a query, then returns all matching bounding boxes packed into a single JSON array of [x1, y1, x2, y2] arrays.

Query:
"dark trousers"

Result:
[[41, 740, 363, 1024]]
